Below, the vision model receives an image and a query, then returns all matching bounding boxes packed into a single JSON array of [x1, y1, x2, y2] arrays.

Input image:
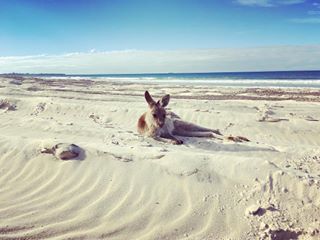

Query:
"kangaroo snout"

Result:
[[158, 120, 165, 128]]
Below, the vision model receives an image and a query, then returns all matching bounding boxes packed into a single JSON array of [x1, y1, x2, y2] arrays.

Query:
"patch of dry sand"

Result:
[[0, 76, 319, 239]]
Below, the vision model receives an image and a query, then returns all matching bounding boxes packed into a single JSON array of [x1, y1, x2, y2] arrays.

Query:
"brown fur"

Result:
[[137, 113, 148, 134], [137, 91, 249, 144]]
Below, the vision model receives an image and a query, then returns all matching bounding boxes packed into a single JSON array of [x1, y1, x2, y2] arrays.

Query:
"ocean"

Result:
[[41, 70, 320, 88]]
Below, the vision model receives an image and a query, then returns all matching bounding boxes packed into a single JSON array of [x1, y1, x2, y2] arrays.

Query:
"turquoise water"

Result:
[[73, 70, 320, 80], [39, 70, 320, 88]]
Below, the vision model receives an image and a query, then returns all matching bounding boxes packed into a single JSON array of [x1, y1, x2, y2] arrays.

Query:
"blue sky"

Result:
[[0, 0, 319, 73]]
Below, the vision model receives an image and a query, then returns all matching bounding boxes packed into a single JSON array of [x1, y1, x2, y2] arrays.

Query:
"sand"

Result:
[[0, 76, 319, 240]]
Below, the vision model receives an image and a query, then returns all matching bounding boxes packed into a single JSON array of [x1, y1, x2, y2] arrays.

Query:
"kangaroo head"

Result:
[[144, 91, 170, 128]]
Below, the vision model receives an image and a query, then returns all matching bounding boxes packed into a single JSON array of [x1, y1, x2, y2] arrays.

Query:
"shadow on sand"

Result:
[[182, 137, 278, 153], [72, 147, 87, 161]]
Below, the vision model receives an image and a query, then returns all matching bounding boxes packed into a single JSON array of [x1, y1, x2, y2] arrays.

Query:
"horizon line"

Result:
[[1, 69, 320, 76]]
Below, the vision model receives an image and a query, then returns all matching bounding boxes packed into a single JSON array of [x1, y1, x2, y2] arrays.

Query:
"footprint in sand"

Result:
[[104, 152, 133, 162], [140, 143, 153, 147], [269, 229, 302, 240], [31, 102, 46, 116], [180, 168, 199, 177], [0, 99, 16, 111], [149, 154, 166, 160], [89, 113, 113, 128], [224, 123, 234, 131], [305, 116, 319, 122], [245, 204, 278, 217], [258, 116, 289, 122], [257, 104, 289, 122]]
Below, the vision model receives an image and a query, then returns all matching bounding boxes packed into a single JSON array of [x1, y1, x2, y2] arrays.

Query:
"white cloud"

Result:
[[290, 17, 320, 23], [280, 0, 305, 4], [0, 46, 319, 74], [291, 2, 320, 21], [313, 2, 320, 8], [236, 0, 273, 7], [308, 10, 320, 15], [235, 0, 305, 7]]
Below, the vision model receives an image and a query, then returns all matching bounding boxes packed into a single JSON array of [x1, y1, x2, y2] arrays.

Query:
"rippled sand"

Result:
[[0, 76, 320, 239]]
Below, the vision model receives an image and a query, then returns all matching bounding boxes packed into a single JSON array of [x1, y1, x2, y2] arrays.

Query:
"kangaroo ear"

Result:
[[145, 91, 156, 107], [160, 94, 170, 107]]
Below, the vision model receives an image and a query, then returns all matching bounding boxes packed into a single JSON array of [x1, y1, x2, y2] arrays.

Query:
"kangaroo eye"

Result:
[[163, 114, 166, 118], [153, 114, 157, 118]]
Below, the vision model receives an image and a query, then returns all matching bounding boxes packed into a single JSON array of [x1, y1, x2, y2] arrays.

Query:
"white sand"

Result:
[[0, 76, 320, 239]]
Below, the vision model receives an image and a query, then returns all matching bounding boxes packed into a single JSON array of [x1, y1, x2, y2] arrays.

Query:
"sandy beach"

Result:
[[0, 76, 320, 240]]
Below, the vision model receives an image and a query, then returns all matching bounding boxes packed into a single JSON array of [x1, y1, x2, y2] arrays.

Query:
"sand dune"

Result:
[[0, 76, 320, 239]]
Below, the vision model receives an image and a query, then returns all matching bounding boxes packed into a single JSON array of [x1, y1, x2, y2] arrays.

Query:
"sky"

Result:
[[0, 0, 320, 73]]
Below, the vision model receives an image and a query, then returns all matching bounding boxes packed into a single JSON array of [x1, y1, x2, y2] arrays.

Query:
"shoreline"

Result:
[[2, 76, 320, 102]]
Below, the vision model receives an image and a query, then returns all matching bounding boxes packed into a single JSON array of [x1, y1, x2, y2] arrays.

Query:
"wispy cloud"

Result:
[[235, 0, 272, 7], [313, 2, 320, 7], [287, 2, 320, 23], [281, 0, 306, 4], [310, 2, 320, 13], [290, 17, 320, 23], [235, 0, 305, 7], [308, 10, 320, 15], [0, 46, 319, 74]]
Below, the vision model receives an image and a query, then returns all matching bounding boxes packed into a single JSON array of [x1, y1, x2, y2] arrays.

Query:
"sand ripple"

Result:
[[1, 76, 319, 239]]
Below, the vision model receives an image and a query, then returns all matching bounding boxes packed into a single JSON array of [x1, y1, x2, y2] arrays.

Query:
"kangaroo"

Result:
[[138, 91, 227, 145]]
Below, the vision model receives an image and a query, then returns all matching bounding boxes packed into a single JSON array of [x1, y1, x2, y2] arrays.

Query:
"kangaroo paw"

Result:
[[237, 136, 250, 142], [227, 136, 240, 142], [227, 135, 250, 142], [172, 139, 183, 145], [213, 129, 222, 136]]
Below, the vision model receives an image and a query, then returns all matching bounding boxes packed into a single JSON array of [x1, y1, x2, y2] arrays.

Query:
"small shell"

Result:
[[53, 143, 81, 160]]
